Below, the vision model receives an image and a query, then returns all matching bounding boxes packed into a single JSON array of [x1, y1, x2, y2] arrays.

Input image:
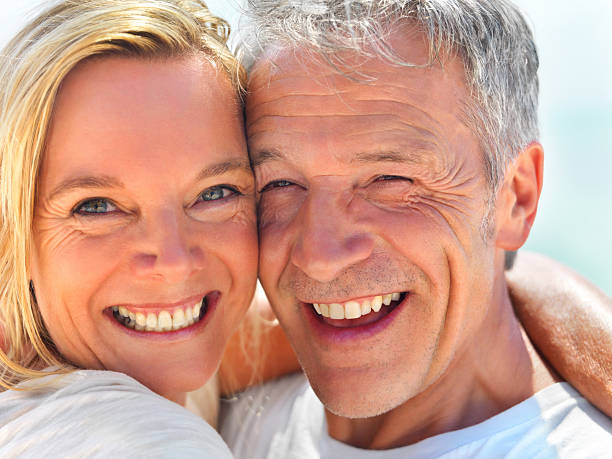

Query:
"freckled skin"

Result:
[[249, 26, 553, 448], [30, 57, 258, 404]]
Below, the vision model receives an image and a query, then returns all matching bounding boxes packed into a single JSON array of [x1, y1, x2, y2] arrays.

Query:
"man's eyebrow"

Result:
[[49, 175, 124, 200], [195, 157, 253, 180], [251, 145, 441, 169], [351, 150, 431, 166], [249, 149, 286, 168]]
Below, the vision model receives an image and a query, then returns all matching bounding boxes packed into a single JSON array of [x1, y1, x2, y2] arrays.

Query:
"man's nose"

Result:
[[290, 188, 374, 283], [130, 210, 204, 283]]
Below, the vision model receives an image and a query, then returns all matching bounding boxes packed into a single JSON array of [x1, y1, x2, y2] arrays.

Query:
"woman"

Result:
[[0, 0, 258, 455]]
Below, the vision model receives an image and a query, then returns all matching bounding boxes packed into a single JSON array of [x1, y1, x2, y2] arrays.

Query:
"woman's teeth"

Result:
[[313, 292, 403, 320], [111, 298, 206, 332]]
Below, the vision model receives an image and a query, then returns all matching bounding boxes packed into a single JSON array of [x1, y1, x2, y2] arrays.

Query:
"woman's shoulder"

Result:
[[0, 369, 233, 458]]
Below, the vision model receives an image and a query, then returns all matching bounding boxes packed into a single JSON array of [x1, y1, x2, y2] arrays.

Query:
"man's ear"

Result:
[[496, 142, 544, 250]]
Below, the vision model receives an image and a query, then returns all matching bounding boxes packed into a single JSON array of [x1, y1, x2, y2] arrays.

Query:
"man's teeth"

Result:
[[112, 299, 206, 332], [313, 292, 402, 320]]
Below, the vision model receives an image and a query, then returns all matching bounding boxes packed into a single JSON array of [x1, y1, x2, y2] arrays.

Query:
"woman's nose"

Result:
[[130, 209, 204, 283]]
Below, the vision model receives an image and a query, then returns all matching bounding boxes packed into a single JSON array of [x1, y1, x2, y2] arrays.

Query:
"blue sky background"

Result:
[[1, 0, 610, 295]]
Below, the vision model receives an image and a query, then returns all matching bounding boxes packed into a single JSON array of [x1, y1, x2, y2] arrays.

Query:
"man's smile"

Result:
[[301, 291, 411, 340], [311, 291, 406, 322]]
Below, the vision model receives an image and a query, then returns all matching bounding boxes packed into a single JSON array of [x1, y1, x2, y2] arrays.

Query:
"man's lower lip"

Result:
[[302, 294, 408, 342]]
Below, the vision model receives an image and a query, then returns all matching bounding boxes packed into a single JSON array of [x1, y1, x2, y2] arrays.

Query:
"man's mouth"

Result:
[[109, 295, 210, 332], [310, 291, 406, 324]]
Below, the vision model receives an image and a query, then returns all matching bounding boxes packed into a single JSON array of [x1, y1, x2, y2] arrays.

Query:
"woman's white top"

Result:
[[0, 369, 232, 458]]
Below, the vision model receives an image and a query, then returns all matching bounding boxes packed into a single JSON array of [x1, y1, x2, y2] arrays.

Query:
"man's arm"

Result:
[[508, 251, 612, 417]]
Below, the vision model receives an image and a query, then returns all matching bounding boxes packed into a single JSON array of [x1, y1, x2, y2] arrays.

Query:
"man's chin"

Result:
[[321, 395, 397, 419], [305, 365, 425, 419]]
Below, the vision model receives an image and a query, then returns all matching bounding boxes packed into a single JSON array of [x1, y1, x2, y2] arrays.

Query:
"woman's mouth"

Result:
[[109, 295, 210, 332]]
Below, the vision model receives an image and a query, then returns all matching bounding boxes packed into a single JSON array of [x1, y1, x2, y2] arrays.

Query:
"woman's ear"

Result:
[[496, 142, 544, 250]]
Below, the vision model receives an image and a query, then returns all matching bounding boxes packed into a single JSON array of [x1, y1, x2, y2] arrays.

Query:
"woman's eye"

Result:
[[375, 175, 414, 183], [197, 185, 238, 202], [74, 198, 117, 215], [260, 180, 294, 193]]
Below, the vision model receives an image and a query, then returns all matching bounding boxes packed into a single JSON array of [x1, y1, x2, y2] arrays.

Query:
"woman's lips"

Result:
[[106, 291, 219, 333]]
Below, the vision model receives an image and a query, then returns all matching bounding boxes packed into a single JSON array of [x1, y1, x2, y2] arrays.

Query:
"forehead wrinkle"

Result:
[[248, 112, 442, 157], [248, 55, 469, 177], [248, 85, 449, 136], [248, 76, 341, 110], [345, 113, 441, 143], [246, 91, 351, 130], [248, 110, 447, 172], [248, 109, 441, 134], [353, 94, 446, 131]]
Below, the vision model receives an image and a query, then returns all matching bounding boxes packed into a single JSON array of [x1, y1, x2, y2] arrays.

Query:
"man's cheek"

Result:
[[258, 188, 305, 230], [258, 213, 292, 295]]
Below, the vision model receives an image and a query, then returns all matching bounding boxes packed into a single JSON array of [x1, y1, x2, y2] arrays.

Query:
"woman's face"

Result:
[[29, 56, 257, 402]]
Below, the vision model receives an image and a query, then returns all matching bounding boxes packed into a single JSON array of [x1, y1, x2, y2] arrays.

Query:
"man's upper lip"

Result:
[[300, 291, 406, 304]]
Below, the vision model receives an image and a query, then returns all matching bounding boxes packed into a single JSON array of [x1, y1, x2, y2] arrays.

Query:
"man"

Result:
[[220, 0, 612, 456]]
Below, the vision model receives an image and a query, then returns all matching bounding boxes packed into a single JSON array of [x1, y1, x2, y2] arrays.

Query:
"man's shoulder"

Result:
[[529, 382, 612, 455], [220, 379, 612, 459], [319, 382, 612, 459], [219, 371, 318, 459], [425, 382, 612, 458]]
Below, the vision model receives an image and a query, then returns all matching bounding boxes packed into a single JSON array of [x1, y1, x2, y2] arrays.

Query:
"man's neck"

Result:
[[325, 282, 559, 450]]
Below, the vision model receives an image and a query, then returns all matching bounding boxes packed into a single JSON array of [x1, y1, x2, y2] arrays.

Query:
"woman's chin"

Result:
[[131, 361, 217, 404]]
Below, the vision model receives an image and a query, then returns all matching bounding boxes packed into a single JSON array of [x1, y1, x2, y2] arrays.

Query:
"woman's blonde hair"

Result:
[[0, 0, 246, 390]]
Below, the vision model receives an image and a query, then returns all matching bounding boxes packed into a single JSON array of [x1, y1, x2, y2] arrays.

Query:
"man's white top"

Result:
[[0, 369, 232, 458], [220, 372, 612, 458]]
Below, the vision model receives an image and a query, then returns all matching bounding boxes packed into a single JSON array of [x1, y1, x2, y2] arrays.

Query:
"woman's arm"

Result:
[[508, 251, 612, 417], [218, 283, 299, 396]]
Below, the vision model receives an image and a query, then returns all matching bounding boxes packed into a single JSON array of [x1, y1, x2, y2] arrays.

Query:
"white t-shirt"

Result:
[[220, 372, 612, 458], [0, 369, 233, 458]]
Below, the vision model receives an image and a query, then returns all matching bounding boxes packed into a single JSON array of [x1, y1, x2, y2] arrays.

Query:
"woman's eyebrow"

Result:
[[48, 159, 251, 201], [195, 157, 252, 180], [49, 175, 124, 200]]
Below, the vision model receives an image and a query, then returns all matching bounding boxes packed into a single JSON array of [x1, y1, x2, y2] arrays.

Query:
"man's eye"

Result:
[[74, 198, 118, 215], [375, 175, 414, 183], [197, 185, 238, 202], [260, 180, 294, 193]]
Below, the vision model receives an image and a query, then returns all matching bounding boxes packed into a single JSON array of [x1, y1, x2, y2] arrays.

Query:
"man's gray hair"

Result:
[[240, 0, 539, 192]]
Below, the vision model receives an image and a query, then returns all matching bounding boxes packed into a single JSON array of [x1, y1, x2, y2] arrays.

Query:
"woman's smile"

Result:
[[109, 295, 209, 333]]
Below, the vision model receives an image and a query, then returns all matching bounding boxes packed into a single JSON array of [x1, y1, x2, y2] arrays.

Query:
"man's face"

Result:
[[248, 30, 507, 418]]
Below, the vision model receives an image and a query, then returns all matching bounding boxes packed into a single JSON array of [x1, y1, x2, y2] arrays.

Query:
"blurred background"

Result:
[[1, 0, 610, 296]]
